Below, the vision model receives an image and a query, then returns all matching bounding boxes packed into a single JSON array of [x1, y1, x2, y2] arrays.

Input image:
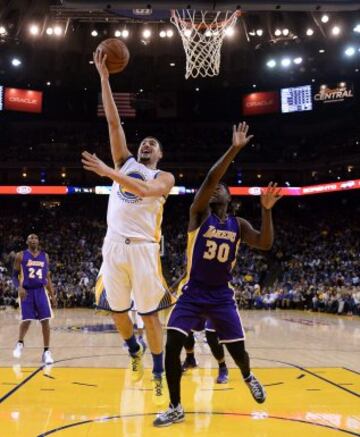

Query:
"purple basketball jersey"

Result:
[[21, 250, 48, 289], [185, 213, 240, 288], [168, 214, 245, 341]]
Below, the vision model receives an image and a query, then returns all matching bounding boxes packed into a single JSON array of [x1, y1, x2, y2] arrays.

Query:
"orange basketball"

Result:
[[96, 38, 130, 74]]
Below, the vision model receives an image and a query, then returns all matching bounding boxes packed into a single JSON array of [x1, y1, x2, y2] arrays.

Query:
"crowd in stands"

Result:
[[231, 207, 360, 315], [2, 120, 360, 166], [1, 120, 359, 192], [0, 202, 104, 309], [1, 197, 359, 317]]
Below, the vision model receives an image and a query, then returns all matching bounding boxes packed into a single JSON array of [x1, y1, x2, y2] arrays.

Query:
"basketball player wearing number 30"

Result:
[[82, 50, 175, 406], [154, 122, 283, 426]]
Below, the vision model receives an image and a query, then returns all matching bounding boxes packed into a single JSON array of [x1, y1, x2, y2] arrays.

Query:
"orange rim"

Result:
[[170, 9, 241, 31]]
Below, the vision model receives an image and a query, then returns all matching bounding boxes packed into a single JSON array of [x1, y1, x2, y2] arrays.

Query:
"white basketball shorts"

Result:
[[101, 237, 174, 315]]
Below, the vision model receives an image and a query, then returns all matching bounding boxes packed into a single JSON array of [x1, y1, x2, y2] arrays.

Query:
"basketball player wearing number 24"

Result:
[[82, 50, 175, 406], [12, 234, 57, 366], [154, 123, 283, 427]]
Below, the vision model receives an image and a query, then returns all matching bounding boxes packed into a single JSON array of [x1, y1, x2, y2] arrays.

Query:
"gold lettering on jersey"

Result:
[[203, 226, 236, 243], [26, 260, 45, 268]]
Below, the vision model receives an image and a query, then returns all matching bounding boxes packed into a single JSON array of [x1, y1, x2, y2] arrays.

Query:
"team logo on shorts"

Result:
[[117, 171, 146, 203]]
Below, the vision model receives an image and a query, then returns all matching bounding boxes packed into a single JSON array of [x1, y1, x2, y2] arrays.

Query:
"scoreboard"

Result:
[[281, 85, 312, 113]]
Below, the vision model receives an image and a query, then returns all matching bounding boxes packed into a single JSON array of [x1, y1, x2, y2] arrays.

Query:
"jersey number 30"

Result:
[[203, 240, 230, 263], [29, 267, 43, 280]]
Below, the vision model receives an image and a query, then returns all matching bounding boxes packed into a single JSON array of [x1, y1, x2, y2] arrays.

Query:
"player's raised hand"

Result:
[[93, 49, 109, 80], [232, 122, 254, 150], [82, 151, 112, 177], [261, 182, 283, 210]]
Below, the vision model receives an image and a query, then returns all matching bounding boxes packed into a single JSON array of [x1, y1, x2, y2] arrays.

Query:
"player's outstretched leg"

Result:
[[205, 330, 228, 384], [142, 313, 166, 406], [41, 319, 54, 365], [225, 341, 266, 403], [129, 338, 146, 382], [182, 331, 198, 371], [112, 312, 145, 382], [13, 321, 31, 359], [153, 330, 186, 427]]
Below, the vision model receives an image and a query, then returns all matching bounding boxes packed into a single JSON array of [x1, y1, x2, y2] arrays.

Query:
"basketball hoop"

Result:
[[171, 9, 241, 79]]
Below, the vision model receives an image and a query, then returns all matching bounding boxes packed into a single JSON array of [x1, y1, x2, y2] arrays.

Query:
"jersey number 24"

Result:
[[28, 267, 43, 280]]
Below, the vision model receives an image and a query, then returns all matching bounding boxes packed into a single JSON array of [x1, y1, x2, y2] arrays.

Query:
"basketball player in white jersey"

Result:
[[82, 50, 175, 405]]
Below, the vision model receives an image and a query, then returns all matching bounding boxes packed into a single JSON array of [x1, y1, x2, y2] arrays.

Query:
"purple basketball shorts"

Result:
[[20, 287, 52, 321]]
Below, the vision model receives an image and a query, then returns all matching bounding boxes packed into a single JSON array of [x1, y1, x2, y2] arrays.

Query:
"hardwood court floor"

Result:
[[0, 309, 359, 436]]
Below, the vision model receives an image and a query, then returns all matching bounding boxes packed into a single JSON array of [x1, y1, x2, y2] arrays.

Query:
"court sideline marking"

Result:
[[37, 411, 360, 437], [253, 357, 360, 398], [0, 353, 359, 406]]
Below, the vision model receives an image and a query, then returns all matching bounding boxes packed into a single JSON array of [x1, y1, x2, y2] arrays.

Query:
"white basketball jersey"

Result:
[[106, 156, 166, 243]]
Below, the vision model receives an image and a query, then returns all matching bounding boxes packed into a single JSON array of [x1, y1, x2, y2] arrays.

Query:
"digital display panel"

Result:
[[281, 85, 312, 113]]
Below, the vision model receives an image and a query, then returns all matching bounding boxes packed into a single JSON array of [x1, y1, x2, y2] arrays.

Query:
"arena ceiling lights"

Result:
[[13, 19, 360, 48], [60, 0, 360, 12], [344, 45, 360, 57], [114, 29, 129, 38], [27, 22, 67, 38], [11, 58, 21, 67], [1, 2, 360, 45], [266, 41, 360, 68], [267, 56, 303, 69]]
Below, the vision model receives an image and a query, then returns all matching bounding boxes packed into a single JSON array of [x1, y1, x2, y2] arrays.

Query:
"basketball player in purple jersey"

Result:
[[154, 123, 282, 426], [12, 234, 57, 365]]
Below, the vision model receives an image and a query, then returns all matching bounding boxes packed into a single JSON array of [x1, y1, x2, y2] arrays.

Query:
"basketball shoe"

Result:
[[42, 350, 54, 365], [13, 342, 23, 359], [153, 404, 185, 427], [216, 366, 229, 384], [245, 373, 266, 403]]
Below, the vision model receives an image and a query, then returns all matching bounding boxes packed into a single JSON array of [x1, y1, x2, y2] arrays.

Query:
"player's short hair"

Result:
[[27, 233, 39, 240], [141, 136, 163, 152]]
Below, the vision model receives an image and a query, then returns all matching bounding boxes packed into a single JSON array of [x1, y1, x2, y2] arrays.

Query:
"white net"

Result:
[[171, 9, 240, 79]]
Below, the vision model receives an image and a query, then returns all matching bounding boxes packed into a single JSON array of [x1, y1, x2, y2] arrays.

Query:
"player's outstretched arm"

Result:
[[238, 182, 282, 251], [190, 122, 253, 216], [94, 50, 131, 168], [81, 151, 175, 197]]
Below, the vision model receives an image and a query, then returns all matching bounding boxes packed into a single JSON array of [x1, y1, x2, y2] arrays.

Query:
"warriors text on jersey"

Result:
[[21, 250, 48, 289], [106, 156, 166, 243], [183, 214, 241, 288]]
